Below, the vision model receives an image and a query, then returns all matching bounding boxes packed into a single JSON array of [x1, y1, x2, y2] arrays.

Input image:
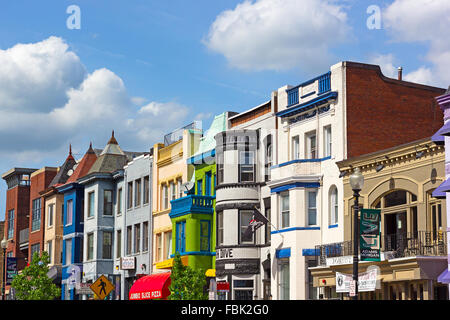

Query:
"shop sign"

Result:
[[6, 258, 17, 285], [216, 282, 230, 292], [336, 269, 378, 293], [360, 209, 381, 261], [76, 282, 93, 295], [121, 256, 136, 270], [130, 290, 162, 300], [326, 255, 353, 266]]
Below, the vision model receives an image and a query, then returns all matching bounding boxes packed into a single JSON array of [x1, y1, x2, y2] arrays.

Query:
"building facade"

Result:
[[115, 152, 153, 299], [268, 61, 445, 300], [214, 100, 277, 300], [311, 137, 448, 300], [152, 123, 202, 273]]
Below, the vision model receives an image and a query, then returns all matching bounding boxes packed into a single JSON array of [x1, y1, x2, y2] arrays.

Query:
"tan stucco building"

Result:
[[310, 137, 449, 300]]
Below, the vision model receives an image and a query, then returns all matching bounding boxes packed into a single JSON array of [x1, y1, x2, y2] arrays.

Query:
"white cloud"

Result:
[[0, 36, 86, 112], [382, 0, 450, 86], [203, 0, 351, 72], [0, 36, 193, 162], [368, 53, 397, 78]]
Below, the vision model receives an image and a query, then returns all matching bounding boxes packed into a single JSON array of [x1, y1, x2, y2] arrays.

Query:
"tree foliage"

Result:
[[168, 252, 208, 300], [11, 251, 61, 300]]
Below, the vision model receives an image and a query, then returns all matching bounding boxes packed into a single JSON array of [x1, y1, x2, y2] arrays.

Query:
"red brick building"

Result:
[[2, 168, 36, 274], [28, 167, 57, 263]]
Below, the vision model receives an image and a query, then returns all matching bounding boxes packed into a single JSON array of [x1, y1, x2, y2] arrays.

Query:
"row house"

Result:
[[77, 132, 145, 300], [214, 99, 277, 300], [268, 61, 445, 300], [151, 122, 202, 276], [114, 151, 153, 299]]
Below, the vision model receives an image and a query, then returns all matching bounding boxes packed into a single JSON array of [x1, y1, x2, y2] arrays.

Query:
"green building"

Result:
[[169, 112, 231, 274]]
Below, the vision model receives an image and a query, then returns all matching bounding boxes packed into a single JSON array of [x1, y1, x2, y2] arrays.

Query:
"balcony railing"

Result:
[[169, 195, 215, 218], [315, 231, 447, 266]]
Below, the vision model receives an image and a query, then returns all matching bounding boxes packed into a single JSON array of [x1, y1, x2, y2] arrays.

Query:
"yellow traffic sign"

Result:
[[90, 275, 115, 300]]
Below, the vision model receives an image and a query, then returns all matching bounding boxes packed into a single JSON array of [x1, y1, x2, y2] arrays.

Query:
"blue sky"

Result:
[[1, 0, 449, 220]]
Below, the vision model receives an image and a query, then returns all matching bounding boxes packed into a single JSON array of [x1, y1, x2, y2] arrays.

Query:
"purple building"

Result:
[[432, 87, 450, 294]]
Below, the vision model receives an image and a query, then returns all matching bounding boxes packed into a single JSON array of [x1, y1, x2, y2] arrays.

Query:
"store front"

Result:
[[129, 272, 171, 300]]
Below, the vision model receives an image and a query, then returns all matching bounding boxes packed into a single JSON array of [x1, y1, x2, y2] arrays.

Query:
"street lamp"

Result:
[[349, 167, 364, 300], [1, 237, 8, 301]]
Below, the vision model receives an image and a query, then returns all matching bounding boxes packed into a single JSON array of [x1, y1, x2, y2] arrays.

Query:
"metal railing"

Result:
[[315, 230, 447, 266]]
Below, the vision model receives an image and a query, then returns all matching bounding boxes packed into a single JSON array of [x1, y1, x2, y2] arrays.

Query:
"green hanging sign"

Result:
[[360, 209, 381, 261]]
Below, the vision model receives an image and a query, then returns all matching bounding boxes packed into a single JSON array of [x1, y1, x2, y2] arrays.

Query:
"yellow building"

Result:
[[310, 138, 448, 300], [151, 123, 202, 272]]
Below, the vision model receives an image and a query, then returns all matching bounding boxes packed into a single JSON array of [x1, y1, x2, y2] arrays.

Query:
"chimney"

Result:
[[398, 67, 403, 81]]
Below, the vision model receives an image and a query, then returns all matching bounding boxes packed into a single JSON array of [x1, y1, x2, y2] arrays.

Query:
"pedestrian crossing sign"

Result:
[[90, 275, 115, 300]]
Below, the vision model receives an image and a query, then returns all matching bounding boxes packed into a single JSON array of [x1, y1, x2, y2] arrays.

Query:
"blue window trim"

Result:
[[271, 182, 320, 194], [276, 248, 291, 259], [277, 91, 337, 119], [205, 171, 212, 196], [271, 226, 320, 234], [328, 224, 338, 229], [175, 221, 186, 254], [271, 156, 331, 169], [197, 179, 203, 196], [302, 248, 320, 256]]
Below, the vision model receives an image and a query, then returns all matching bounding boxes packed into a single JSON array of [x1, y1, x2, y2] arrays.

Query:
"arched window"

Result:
[[329, 186, 338, 225]]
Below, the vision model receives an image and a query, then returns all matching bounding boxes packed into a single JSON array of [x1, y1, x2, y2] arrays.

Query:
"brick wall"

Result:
[[346, 63, 445, 159], [28, 169, 57, 262], [230, 102, 271, 127]]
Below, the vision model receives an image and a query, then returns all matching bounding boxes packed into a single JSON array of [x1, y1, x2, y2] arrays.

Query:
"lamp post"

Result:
[[349, 167, 364, 300], [1, 237, 8, 301]]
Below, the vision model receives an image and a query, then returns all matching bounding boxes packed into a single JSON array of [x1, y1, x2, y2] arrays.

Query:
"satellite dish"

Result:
[[67, 169, 74, 176], [182, 181, 195, 195]]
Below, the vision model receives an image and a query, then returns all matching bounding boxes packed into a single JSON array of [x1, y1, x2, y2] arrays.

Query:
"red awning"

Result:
[[129, 272, 171, 300]]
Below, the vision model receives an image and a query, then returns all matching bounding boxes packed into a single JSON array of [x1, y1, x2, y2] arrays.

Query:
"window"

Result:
[[279, 259, 290, 300], [31, 198, 42, 231], [431, 202, 443, 240], [292, 136, 300, 160], [239, 151, 255, 182], [329, 186, 338, 225], [143, 222, 149, 252], [176, 222, 186, 254], [143, 176, 150, 204], [116, 230, 122, 258], [200, 220, 210, 252], [156, 233, 162, 261], [265, 136, 273, 181], [165, 231, 172, 259], [205, 172, 212, 196], [66, 199, 73, 225], [31, 243, 40, 261], [65, 239, 72, 265], [104, 190, 113, 215], [162, 184, 168, 209], [306, 131, 317, 159], [217, 153, 224, 185], [87, 233, 94, 261], [234, 280, 254, 300], [197, 179, 203, 196], [217, 211, 224, 246], [134, 224, 141, 253], [177, 179, 183, 198], [127, 182, 133, 209], [126, 226, 132, 255], [7, 209, 14, 239], [240, 210, 254, 244], [47, 241, 53, 264], [135, 179, 141, 206], [103, 232, 113, 259], [308, 191, 318, 225], [213, 174, 216, 195], [47, 204, 54, 228], [117, 188, 123, 215], [265, 206, 271, 244], [88, 191, 95, 218], [324, 126, 332, 157], [171, 182, 176, 201], [280, 192, 290, 228]]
